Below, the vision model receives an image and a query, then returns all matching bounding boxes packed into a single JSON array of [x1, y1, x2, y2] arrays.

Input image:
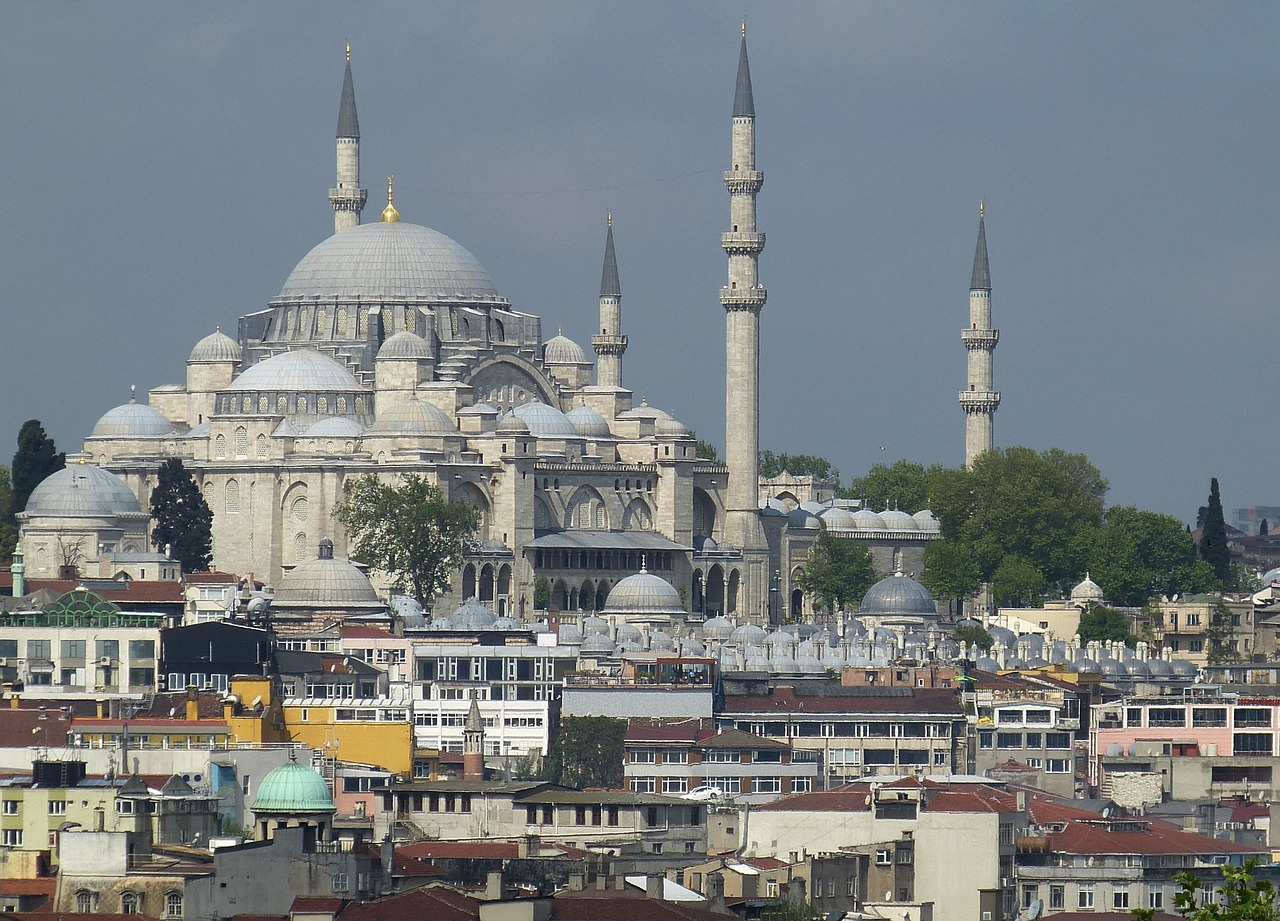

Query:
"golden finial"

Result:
[[345, 41, 351, 62], [979, 198, 985, 217], [215, 325, 221, 334], [381, 175, 400, 223], [742, 19, 747, 37], [607, 211, 612, 227]]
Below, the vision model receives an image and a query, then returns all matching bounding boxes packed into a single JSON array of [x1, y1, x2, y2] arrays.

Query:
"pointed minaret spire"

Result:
[[733, 24, 755, 118], [330, 44, 367, 233], [592, 211, 627, 387], [960, 200, 1000, 466]]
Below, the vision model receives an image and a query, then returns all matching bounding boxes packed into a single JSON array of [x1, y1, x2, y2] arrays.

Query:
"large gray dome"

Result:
[[230, 350, 366, 393], [92, 400, 176, 438], [603, 570, 685, 616], [273, 543, 382, 611], [859, 573, 938, 617], [24, 464, 145, 519], [368, 398, 457, 436], [511, 402, 579, 439], [276, 222, 505, 305], [189, 328, 243, 364]]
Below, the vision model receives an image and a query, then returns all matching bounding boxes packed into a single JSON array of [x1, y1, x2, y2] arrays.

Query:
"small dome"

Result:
[[458, 402, 500, 416], [273, 545, 381, 610], [581, 633, 614, 655], [566, 405, 612, 439], [303, 417, 364, 438], [616, 623, 643, 644], [819, 507, 858, 529], [368, 398, 458, 436], [252, 759, 335, 814], [377, 331, 433, 361], [497, 413, 532, 435], [91, 400, 176, 438], [543, 332, 589, 364], [1071, 574, 1105, 603], [852, 509, 887, 530], [511, 402, 580, 439], [655, 416, 690, 438], [1261, 567, 1280, 586], [880, 510, 919, 531], [617, 400, 673, 422], [788, 507, 822, 529], [859, 573, 937, 617], [701, 616, 734, 640], [696, 536, 719, 553], [189, 328, 243, 363], [603, 570, 685, 616], [913, 509, 941, 531], [559, 624, 584, 644], [229, 350, 365, 393], [453, 598, 498, 629], [390, 595, 427, 628], [24, 464, 144, 519], [581, 616, 610, 636], [729, 624, 767, 645]]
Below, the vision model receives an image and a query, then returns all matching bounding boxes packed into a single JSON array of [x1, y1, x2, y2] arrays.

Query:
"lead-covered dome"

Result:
[[377, 331, 433, 361], [276, 222, 505, 305], [566, 405, 611, 439], [368, 398, 457, 436], [859, 573, 937, 617], [229, 350, 365, 393], [603, 570, 685, 616], [511, 402, 579, 439], [543, 332, 588, 364], [252, 759, 335, 814], [189, 328, 243, 363], [24, 464, 145, 519], [91, 400, 176, 438], [272, 541, 382, 611]]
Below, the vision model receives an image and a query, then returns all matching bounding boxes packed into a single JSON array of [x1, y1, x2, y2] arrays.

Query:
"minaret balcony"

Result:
[[961, 329, 1000, 349], [591, 334, 628, 356], [720, 286, 767, 309], [724, 170, 764, 193], [329, 188, 368, 210], [959, 391, 1001, 412], [721, 231, 766, 255]]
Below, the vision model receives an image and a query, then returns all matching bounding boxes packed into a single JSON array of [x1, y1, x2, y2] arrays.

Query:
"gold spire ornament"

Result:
[[346, 41, 351, 62], [381, 175, 400, 223], [980, 198, 985, 217]]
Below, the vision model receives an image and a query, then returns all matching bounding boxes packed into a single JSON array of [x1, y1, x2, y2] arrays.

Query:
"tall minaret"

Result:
[[591, 213, 627, 388], [329, 43, 367, 233], [959, 202, 1000, 466], [721, 24, 767, 549]]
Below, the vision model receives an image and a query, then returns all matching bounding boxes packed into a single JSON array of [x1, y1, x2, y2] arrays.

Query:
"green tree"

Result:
[[0, 468, 17, 562], [920, 539, 982, 612], [11, 420, 65, 516], [1133, 859, 1277, 921], [1199, 477, 1231, 584], [149, 458, 213, 573], [687, 430, 720, 462], [843, 459, 948, 514], [1206, 600, 1237, 666], [794, 527, 877, 613], [991, 555, 1046, 607], [1085, 506, 1220, 606], [533, 576, 550, 610], [759, 450, 839, 486], [541, 716, 627, 789], [1076, 605, 1133, 646], [334, 474, 479, 607], [955, 623, 994, 652]]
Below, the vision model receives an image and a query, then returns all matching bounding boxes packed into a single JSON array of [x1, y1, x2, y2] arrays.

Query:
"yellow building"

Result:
[[281, 698, 413, 775]]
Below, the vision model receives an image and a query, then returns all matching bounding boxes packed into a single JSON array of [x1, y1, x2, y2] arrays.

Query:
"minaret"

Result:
[[959, 202, 1000, 466], [462, 691, 485, 781], [329, 43, 367, 233], [591, 213, 627, 387], [721, 24, 767, 549]]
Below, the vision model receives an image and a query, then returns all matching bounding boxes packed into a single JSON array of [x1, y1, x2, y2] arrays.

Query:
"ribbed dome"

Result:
[[913, 509, 941, 532], [368, 398, 457, 436], [510, 402, 579, 439], [92, 401, 176, 438], [189, 328, 243, 363], [655, 416, 690, 438], [303, 417, 364, 437], [229, 350, 365, 393], [273, 545, 381, 610], [852, 509, 886, 529], [251, 759, 335, 814], [788, 507, 821, 529], [819, 507, 858, 529], [859, 573, 937, 617], [543, 333, 588, 364], [377, 331, 433, 361], [277, 222, 504, 304], [24, 464, 144, 519], [603, 570, 685, 616], [497, 413, 531, 435], [880, 510, 919, 531], [1071, 574, 1105, 603], [617, 401, 672, 422], [566, 405, 612, 438]]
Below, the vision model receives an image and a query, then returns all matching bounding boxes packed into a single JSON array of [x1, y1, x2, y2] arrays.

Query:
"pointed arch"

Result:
[[622, 497, 653, 531], [462, 563, 477, 599], [566, 486, 607, 531], [534, 495, 558, 532], [453, 482, 491, 540], [693, 488, 718, 539]]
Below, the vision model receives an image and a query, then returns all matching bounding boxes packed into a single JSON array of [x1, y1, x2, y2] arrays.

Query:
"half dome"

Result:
[[229, 350, 365, 393]]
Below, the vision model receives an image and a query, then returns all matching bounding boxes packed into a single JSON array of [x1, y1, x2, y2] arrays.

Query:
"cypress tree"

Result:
[[11, 420, 65, 515], [1198, 477, 1231, 584], [150, 458, 213, 573]]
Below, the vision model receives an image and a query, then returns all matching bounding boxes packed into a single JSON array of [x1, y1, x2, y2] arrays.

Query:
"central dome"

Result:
[[251, 760, 335, 814], [603, 570, 685, 616], [276, 222, 506, 304]]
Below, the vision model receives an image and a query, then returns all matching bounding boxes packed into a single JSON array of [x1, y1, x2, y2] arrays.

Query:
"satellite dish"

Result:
[[1027, 900, 1044, 921]]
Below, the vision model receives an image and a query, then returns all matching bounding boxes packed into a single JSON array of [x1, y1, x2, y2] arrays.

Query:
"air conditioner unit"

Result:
[[0, 658, 8, 667], [98, 657, 112, 666]]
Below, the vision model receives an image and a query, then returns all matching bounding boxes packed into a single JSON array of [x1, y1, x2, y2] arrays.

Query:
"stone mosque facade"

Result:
[[20, 33, 991, 624]]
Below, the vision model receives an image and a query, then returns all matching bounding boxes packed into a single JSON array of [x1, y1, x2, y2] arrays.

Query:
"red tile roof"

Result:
[[27, 579, 185, 603], [0, 879, 55, 897], [551, 896, 734, 921], [1048, 820, 1268, 857], [340, 625, 397, 639], [185, 571, 241, 584], [721, 685, 963, 716], [0, 710, 72, 748], [338, 886, 478, 921], [398, 841, 521, 859], [291, 897, 347, 912]]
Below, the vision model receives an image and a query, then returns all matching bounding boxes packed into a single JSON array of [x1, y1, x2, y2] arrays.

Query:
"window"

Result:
[[1234, 732, 1272, 756], [1050, 886, 1064, 910], [61, 639, 86, 659], [979, 730, 994, 749], [234, 426, 248, 456], [705, 749, 739, 763], [76, 891, 95, 913], [997, 732, 1023, 748], [121, 892, 142, 914], [875, 850, 892, 866], [792, 777, 811, 793], [256, 433, 268, 457], [1113, 885, 1130, 909], [663, 749, 689, 764], [1024, 733, 1042, 748], [755, 777, 782, 794], [630, 778, 655, 794], [1046, 732, 1072, 749], [128, 640, 155, 659], [1, 829, 21, 846], [165, 891, 183, 919], [26, 639, 51, 660], [1, 800, 16, 814], [630, 749, 656, 763], [116, 799, 135, 814], [1047, 759, 1072, 773], [662, 778, 688, 795], [1078, 884, 1094, 909], [1149, 890, 1164, 910], [1148, 708, 1186, 727], [332, 873, 349, 893], [48, 800, 66, 815], [766, 880, 780, 898], [1234, 708, 1272, 728], [225, 479, 240, 514]]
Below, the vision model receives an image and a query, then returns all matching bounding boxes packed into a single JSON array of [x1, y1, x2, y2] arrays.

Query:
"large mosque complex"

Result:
[[17, 34, 999, 625]]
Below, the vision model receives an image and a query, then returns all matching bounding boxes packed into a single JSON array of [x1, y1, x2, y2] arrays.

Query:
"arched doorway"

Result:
[[462, 564, 477, 600], [727, 569, 740, 615], [791, 588, 804, 621], [692, 570, 705, 616], [480, 564, 495, 602], [705, 565, 725, 618]]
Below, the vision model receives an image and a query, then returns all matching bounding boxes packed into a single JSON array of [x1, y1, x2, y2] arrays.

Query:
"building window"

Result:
[[256, 433, 269, 457], [1, 800, 17, 815], [165, 892, 183, 919], [215, 434, 226, 458], [235, 426, 248, 456], [1113, 885, 1130, 909], [1078, 884, 1094, 909], [76, 891, 95, 913], [1149, 890, 1163, 910], [663, 749, 689, 764], [792, 777, 811, 793], [875, 849, 891, 866], [1, 829, 22, 846], [755, 777, 782, 794], [332, 873, 349, 893], [766, 880, 780, 898], [662, 778, 688, 795], [225, 478, 240, 514], [48, 800, 66, 815], [121, 892, 142, 914], [630, 749, 656, 763]]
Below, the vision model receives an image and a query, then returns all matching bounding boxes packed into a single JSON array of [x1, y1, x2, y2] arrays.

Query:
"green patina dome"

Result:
[[251, 759, 336, 814]]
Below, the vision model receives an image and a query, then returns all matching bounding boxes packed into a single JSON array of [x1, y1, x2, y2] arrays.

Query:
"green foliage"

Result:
[[1199, 477, 1232, 584], [1132, 859, 1277, 921], [1076, 605, 1133, 646], [687, 431, 720, 462], [1084, 506, 1220, 606], [1206, 600, 1237, 666], [149, 459, 213, 573], [334, 474, 479, 607], [759, 450, 839, 486], [533, 576, 550, 610], [920, 538, 982, 603], [843, 459, 948, 514], [794, 527, 877, 612], [992, 555, 1046, 607], [541, 716, 627, 789], [955, 623, 994, 652], [11, 420, 65, 516], [0, 468, 17, 563]]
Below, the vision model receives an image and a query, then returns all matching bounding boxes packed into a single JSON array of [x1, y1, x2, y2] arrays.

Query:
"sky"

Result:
[[2, 2, 1277, 526]]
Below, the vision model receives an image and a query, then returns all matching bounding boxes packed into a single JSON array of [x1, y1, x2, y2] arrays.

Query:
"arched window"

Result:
[[241, 396, 252, 413], [76, 891, 95, 913], [277, 395, 288, 414], [317, 396, 328, 414], [292, 496, 308, 522], [294, 532, 308, 562], [225, 479, 240, 515], [336, 396, 347, 413], [165, 891, 183, 919], [258, 395, 268, 412], [256, 433, 268, 457], [298, 396, 308, 413], [215, 434, 226, 459], [234, 426, 248, 457], [121, 891, 141, 914], [622, 498, 652, 531], [355, 396, 365, 413]]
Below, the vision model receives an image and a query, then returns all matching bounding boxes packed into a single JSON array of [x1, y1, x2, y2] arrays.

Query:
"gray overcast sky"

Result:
[[3, 2, 1276, 524]]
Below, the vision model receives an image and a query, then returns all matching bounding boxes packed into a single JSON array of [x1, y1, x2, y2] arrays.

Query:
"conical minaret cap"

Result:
[[337, 51, 360, 139], [733, 29, 755, 118], [970, 205, 991, 291], [600, 214, 621, 298]]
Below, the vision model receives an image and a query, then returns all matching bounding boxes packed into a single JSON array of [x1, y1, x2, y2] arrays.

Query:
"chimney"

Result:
[[1016, 791, 1027, 813], [518, 834, 539, 858], [706, 871, 727, 914], [381, 834, 396, 892], [485, 871, 504, 900], [646, 874, 664, 900], [569, 873, 585, 892], [186, 685, 199, 721], [92, 807, 105, 832], [595, 874, 606, 891]]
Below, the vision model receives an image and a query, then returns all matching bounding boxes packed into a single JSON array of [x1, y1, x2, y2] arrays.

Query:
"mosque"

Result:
[[18, 33, 996, 625]]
